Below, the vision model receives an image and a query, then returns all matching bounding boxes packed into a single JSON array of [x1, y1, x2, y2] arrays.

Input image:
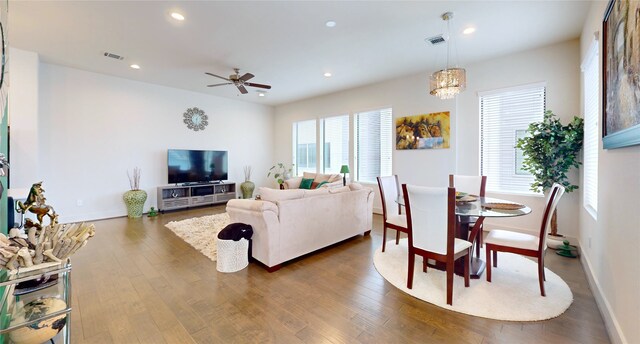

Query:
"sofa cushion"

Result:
[[300, 178, 314, 189], [329, 186, 351, 194], [284, 177, 302, 189], [349, 183, 364, 191], [259, 187, 304, 202], [302, 188, 330, 198]]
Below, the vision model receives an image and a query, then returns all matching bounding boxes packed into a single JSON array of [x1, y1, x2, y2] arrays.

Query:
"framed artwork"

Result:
[[602, 0, 640, 149], [396, 111, 450, 150]]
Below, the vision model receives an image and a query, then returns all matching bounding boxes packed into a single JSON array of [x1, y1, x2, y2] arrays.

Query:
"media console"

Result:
[[157, 182, 236, 212]]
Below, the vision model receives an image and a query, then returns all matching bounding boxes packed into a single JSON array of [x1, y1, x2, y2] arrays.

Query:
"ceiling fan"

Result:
[[205, 68, 272, 94]]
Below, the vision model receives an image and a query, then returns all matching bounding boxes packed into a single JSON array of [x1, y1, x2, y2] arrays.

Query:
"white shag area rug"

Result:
[[165, 213, 230, 261], [374, 239, 573, 321]]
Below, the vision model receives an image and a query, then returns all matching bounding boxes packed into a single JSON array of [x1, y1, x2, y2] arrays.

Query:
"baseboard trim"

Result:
[[580, 248, 627, 344]]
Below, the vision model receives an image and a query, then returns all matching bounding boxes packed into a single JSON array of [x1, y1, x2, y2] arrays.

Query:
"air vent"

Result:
[[425, 35, 446, 45], [103, 52, 124, 60]]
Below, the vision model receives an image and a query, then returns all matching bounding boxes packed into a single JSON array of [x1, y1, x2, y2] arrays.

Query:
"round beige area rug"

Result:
[[373, 239, 573, 321], [165, 213, 230, 261]]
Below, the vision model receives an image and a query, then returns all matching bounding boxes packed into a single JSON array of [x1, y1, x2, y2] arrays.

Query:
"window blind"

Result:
[[322, 115, 350, 174], [582, 41, 599, 216], [480, 84, 545, 194], [293, 119, 317, 176], [355, 108, 392, 183]]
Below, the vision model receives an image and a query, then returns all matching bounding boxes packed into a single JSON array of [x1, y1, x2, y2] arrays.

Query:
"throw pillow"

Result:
[[299, 178, 314, 189], [315, 181, 329, 189]]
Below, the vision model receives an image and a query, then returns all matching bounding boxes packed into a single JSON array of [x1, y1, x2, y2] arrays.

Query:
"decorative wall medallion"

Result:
[[183, 107, 208, 131]]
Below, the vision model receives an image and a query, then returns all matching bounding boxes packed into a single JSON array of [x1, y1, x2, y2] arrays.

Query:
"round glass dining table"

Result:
[[396, 195, 532, 278]]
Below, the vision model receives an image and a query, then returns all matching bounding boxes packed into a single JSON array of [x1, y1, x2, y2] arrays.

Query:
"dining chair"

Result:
[[377, 176, 408, 252], [485, 183, 565, 296], [449, 174, 487, 258], [402, 184, 471, 305]]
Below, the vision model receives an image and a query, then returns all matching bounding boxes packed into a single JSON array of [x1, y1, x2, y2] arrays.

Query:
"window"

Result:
[[293, 120, 317, 175], [354, 108, 392, 183], [582, 41, 599, 216], [321, 115, 349, 174], [480, 84, 545, 194]]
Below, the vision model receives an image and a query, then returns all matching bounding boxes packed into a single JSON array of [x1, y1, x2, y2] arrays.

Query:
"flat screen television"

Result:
[[167, 149, 228, 184]]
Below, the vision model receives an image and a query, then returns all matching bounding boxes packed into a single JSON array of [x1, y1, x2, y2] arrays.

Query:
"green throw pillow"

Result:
[[315, 181, 329, 189], [299, 178, 314, 189]]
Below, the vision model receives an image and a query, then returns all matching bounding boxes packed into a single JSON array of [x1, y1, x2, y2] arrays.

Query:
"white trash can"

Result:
[[216, 238, 249, 273]]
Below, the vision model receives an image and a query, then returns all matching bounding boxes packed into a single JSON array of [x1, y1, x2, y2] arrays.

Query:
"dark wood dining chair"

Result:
[[449, 174, 487, 257], [485, 183, 565, 296], [402, 184, 471, 305], [377, 176, 408, 252]]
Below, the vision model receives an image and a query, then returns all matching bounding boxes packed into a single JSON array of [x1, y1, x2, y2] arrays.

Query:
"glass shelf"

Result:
[[0, 262, 71, 342]]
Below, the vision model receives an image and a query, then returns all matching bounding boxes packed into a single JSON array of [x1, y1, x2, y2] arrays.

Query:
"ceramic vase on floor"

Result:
[[240, 180, 255, 199], [123, 190, 147, 218]]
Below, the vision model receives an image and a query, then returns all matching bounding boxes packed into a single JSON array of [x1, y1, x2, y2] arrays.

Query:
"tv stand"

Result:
[[157, 182, 236, 212]]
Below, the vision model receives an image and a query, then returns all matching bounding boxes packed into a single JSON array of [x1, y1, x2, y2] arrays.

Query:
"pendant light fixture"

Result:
[[429, 12, 466, 99]]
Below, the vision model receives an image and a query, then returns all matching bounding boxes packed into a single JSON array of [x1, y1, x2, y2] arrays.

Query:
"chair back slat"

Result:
[[403, 184, 454, 255], [539, 183, 565, 250], [377, 176, 401, 221], [449, 174, 486, 196]]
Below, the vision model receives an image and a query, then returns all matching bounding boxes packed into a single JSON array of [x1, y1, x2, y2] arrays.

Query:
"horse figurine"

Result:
[[16, 182, 58, 226]]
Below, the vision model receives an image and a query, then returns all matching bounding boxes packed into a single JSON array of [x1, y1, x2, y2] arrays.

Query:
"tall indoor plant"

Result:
[[123, 167, 147, 218], [515, 110, 584, 237], [267, 163, 293, 189]]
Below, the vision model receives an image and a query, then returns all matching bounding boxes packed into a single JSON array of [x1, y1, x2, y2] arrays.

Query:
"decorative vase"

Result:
[[240, 180, 255, 199], [123, 190, 147, 218]]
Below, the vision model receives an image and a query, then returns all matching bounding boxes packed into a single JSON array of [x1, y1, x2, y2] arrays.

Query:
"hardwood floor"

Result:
[[69, 205, 610, 343]]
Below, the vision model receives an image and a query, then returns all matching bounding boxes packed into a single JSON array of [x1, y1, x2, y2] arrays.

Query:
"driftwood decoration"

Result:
[[0, 222, 95, 271]]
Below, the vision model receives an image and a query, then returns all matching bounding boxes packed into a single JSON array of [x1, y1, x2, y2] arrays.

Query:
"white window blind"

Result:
[[480, 84, 545, 194], [292, 119, 317, 176], [354, 108, 392, 183], [322, 115, 350, 174], [582, 41, 599, 216]]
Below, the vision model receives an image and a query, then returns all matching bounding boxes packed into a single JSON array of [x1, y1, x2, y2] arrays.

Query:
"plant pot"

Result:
[[240, 180, 255, 199], [123, 190, 147, 218], [546, 234, 565, 249]]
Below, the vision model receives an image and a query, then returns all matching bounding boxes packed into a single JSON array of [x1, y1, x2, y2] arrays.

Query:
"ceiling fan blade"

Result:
[[236, 84, 248, 94], [244, 82, 272, 90], [207, 82, 233, 87], [239, 73, 255, 82], [205, 72, 230, 81]]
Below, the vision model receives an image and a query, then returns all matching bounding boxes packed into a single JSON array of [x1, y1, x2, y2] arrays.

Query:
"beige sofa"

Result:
[[225, 184, 374, 271]]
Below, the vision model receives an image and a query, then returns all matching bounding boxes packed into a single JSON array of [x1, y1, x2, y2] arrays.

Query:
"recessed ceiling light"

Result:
[[325, 20, 336, 28], [257, 92, 266, 97], [130, 64, 140, 69], [171, 12, 185, 21], [463, 27, 476, 35], [324, 72, 332, 77]]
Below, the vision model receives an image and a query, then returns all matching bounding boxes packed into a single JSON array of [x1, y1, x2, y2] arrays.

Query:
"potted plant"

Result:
[[123, 167, 147, 218], [267, 163, 293, 189], [240, 166, 255, 199], [515, 110, 584, 244]]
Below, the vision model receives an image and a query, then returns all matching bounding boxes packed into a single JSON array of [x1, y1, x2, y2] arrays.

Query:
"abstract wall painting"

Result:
[[603, 0, 640, 149], [396, 111, 450, 150]]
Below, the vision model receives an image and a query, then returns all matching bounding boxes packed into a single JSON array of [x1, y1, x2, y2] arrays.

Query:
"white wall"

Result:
[[11, 54, 275, 223], [578, 2, 640, 343], [457, 40, 581, 239], [275, 74, 456, 213], [8, 48, 40, 187]]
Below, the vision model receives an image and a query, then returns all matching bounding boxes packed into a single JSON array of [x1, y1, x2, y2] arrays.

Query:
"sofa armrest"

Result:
[[226, 199, 281, 268]]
